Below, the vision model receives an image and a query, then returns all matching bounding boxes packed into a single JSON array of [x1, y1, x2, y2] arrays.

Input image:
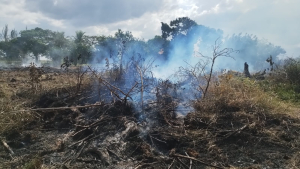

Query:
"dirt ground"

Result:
[[0, 66, 300, 169]]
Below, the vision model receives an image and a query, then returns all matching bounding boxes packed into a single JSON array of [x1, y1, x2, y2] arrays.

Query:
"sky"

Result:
[[0, 0, 299, 57]]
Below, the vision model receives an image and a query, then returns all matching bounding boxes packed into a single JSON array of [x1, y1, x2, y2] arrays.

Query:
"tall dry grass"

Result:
[[194, 74, 288, 114], [0, 83, 36, 135]]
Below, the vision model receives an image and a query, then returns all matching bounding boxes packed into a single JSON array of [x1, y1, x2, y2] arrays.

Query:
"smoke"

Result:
[[221, 33, 286, 72], [0, 22, 288, 116], [87, 23, 287, 117], [153, 29, 286, 80]]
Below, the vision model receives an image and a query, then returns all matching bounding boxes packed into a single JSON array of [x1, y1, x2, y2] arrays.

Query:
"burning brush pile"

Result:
[[0, 60, 300, 169]]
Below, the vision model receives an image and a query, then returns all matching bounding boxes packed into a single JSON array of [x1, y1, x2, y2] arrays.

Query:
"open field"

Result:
[[0, 65, 300, 169]]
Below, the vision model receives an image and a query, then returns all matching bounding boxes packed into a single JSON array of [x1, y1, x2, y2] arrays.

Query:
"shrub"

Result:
[[260, 57, 300, 103], [283, 58, 300, 86]]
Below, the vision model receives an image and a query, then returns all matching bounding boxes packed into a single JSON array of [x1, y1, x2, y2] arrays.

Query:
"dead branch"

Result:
[[75, 66, 88, 94], [149, 134, 155, 147], [1, 139, 14, 155], [223, 124, 249, 140], [185, 152, 192, 169], [176, 157, 189, 169], [107, 148, 123, 161], [168, 159, 175, 169], [88, 66, 134, 101], [9, 103, 104, 113], [68, 134, 94, 148], [71, 142, 87, 163], [135, 64, 144, 110], [71, 128, 88, 138], [149, 134, 167, 144], [124, 82, 138, 102]]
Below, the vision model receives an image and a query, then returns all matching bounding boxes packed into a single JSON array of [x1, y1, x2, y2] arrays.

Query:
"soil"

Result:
[[0, 67, 300, 169]]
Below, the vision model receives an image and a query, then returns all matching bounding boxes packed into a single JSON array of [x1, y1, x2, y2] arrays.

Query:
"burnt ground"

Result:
[[0, 67, 300, 169]]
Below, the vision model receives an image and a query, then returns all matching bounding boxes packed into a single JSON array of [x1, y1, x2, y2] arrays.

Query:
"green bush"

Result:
[[284, 58, 300, 85], [259, 57, 300, 104]]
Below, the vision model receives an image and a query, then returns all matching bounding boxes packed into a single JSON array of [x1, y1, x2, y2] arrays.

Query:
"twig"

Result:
[[1, 139, 14, 155], [71, 142, 87, 163], [68, 134, 94, 148], [176, 157, 189, 169], [88, 66, 133, 100], [168, 159, 175, 169], [148, 134, 155, 148], [130, 143, 142, 157], [107, 148, 123, 161], [223, 124, 248, 139], [149, 134, 167, 144], [185, 152, 192, 169], [124, 82, 138, 101], [170, 153, 224, 169], [134, 162, 159, 169]]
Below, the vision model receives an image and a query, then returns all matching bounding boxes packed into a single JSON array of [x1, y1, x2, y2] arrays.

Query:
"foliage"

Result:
[[0, 37, 24, 60], [70, 31, 92, 65], [259, 57, 300, 103], [0, 26, 70, 64], [48, 32, 71, 66], [283, 58, 300, 85], [161, 17, 197, 40], [1, 25, 9, 42], [20, 28, 54, 62]]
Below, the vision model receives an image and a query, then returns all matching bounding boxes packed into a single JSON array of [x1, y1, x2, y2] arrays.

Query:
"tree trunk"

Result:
[[244, 62, 251, 78]]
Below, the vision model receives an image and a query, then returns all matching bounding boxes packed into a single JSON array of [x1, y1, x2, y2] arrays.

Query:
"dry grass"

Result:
[[0, 71, 36, 134], [194, 74, 291, 115], [0, 67, 91, 135]]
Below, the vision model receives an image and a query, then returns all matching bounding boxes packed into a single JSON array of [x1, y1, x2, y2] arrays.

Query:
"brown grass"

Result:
[[0, 68, 91, 135], [194, 74, 291, 115]]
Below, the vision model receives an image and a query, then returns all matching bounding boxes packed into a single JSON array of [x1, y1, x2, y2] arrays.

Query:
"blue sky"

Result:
[[0, 0, 299, 56]]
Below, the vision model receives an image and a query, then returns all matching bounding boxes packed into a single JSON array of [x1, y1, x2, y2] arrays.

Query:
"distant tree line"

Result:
[[0, 17, 286, 68]]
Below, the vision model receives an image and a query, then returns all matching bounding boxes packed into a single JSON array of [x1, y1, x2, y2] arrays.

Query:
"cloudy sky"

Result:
[[0, 0, 299, 56]]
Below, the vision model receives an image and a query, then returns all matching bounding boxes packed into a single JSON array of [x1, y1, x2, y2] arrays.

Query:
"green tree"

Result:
[[161, 17, 197, 40], [10, 29, 18, 39], [48, 32, 70, 66], [1, 25, 9, 42], [70, 31, 92, 65], [0, 38, 24, 60], [19, 27, 53, 62], [114, 29, 135, 70]]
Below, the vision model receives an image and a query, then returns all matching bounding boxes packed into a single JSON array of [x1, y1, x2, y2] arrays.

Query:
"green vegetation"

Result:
[[259, 58, 300, 104]]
